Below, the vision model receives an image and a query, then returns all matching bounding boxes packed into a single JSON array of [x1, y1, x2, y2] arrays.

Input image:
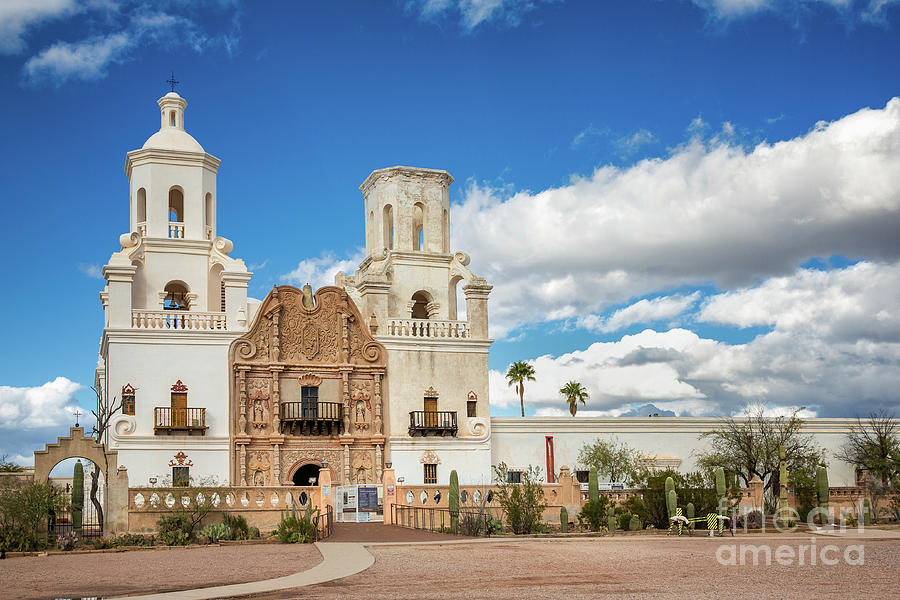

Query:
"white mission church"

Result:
[[95, 90, 862, 493]]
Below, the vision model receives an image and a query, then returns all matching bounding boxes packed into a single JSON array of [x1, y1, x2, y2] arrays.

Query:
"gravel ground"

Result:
[[329, 523, 471, 542], [0, 543, 322, 600], [247, 536, 900, 600]]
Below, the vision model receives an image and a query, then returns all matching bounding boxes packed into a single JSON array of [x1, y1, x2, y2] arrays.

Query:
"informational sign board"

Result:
[[358, 486, 379, 511]]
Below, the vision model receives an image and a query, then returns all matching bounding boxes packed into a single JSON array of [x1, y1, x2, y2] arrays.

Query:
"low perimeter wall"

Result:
[[127, 486, 322, 533]]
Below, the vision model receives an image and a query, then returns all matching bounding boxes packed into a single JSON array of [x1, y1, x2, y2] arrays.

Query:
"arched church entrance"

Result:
[[292, 463, 321, 486]]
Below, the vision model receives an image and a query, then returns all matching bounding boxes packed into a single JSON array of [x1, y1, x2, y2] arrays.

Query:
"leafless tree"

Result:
[[88, 385, 122, 530], [835, 410, 900, 521], [696, 406, 824, 510]]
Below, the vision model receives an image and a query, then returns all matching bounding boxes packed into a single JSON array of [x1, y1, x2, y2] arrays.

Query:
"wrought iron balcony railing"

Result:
[[280, 401, 342, 435], [409, 411, 458, 437], [154, 407, 207, 435]]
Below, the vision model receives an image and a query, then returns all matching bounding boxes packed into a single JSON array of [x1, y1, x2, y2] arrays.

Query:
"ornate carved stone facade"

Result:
[[228, 285, 387, 486]]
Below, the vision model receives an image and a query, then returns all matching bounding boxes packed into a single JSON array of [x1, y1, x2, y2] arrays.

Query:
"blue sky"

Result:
[[1, 0, 900, 462]]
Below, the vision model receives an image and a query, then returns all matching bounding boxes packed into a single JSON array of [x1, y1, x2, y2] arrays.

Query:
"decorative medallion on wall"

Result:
[[467, 391, 477, 401], [424, 386, 439, 399], [419, 450, 441, 465], [171, 380, 188, 392], [352, 451, 374, 483], [168, 451, 193, 467]]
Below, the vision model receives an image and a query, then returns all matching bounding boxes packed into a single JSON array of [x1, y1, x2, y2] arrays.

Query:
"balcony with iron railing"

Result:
[[154, 407, 207, 435], [409, 411, 458, 437], [280, 402, 343, 435]]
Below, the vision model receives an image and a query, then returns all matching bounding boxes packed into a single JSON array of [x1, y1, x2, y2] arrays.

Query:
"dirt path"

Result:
[[0, 543, 322, 600], [328, 523, 470, 542], [244, 536, 900, 600]]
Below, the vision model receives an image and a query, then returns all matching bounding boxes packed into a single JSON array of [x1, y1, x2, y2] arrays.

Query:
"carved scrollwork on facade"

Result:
[[419, 450, 441, 465], [351, 382, 372, 432], [298, 373, 322, 386], [282, 449, 342, 484]]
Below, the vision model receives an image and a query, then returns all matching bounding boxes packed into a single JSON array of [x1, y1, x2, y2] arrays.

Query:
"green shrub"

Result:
[[199, 522, 232, 543], [223, 514, 250, 540], [277, 504, 318, 544], [57, 532, 78, 551], [492, 463, 547, 535], [158, 514, 192, 546], [0, 480, 66, 552], [249, 526, 260, 539], [577, 497, 611, 531]]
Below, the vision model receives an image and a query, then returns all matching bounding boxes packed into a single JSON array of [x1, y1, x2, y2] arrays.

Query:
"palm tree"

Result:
[[560, 381, 589, 416], [506, 361, 536, 417]]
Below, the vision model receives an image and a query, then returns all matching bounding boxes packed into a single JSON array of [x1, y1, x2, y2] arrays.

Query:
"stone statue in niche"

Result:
[[351, 383, 371, 432], [355, 400, 368, 431], [248, 451, 270, 486], [247, 378, 269, 430], [352, 452, 373, 484]]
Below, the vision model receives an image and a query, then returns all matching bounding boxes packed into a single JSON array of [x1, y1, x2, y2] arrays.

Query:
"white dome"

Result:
[[142, 128, 204, 152]]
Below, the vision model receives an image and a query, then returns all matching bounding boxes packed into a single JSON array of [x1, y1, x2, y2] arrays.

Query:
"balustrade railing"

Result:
[[168, 221, 185, 238], [386, 319, 470, 339], [281, 401, 342, 422], [132, 310, 227, 330], [154, 407, 207, 434]]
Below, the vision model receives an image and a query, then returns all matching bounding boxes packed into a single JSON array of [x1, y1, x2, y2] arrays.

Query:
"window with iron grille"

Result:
[[122, 384, 136, 416], [172, 466, 190, 487], [467, 399, 477, 418], [423, 463, 437, 484], [507, 470, 523, 484]]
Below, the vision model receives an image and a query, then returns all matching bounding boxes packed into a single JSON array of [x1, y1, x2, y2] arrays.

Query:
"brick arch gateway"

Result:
[[33, 427, 130, 536]]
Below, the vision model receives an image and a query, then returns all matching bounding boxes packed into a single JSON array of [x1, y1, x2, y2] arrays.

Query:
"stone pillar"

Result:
[[373, 372, 384, 435], [318, 464, 333, 513], [270, 365, 283, 433], [237, 367, 249, 435], [375, 444, 383, 483], [342, 443, 351, 485], [222, 271, 251, 331], [382, 466, 396, 525], [340, 368, 352, 434], [749, 475, 765, 513], [463, 279, 492, 339], [238, 443, 248, 486], [103, 262, 137, 328]]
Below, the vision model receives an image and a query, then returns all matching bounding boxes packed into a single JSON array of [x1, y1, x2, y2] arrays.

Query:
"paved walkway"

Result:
[[328, 522, 470, 542], [108, 542, 374, 600]]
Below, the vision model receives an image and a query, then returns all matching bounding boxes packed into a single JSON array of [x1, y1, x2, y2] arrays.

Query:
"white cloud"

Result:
[[0, 0, 78, 55], [0, 377, 83, 429], [408, 0, 555, 31], [578, 292, 700, 333], [571, 124, 607, 149], [19, 3, 241, 86], [489, 260, 900, 417], [617, 129, 656, 155], [452, 98, 900, 338], [689, 0, 897, 24], [282, 249, 366, 291], [77, 262, 104, 279]]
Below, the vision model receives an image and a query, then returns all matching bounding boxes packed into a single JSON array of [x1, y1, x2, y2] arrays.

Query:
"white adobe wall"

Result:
[[105, 334, 234, 485], [490, 417, 859, 487]]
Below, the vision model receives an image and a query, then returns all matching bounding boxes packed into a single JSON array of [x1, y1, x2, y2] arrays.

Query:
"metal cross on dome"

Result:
[[166, 72, 178, 93]]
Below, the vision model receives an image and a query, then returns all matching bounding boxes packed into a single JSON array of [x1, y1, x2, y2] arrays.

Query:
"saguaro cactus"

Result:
[[449, 470, 459, 533], [816, 465, 829, 512], [607, 506, 616, 533], [560, 507, 568, 533], [667, 489, 677, 522], [73, 460, 84, 538], [589, 467, 599, 503], [665, 476, 675, 519], [686, 502, 695, 530], [715, 467, 726, 500]]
